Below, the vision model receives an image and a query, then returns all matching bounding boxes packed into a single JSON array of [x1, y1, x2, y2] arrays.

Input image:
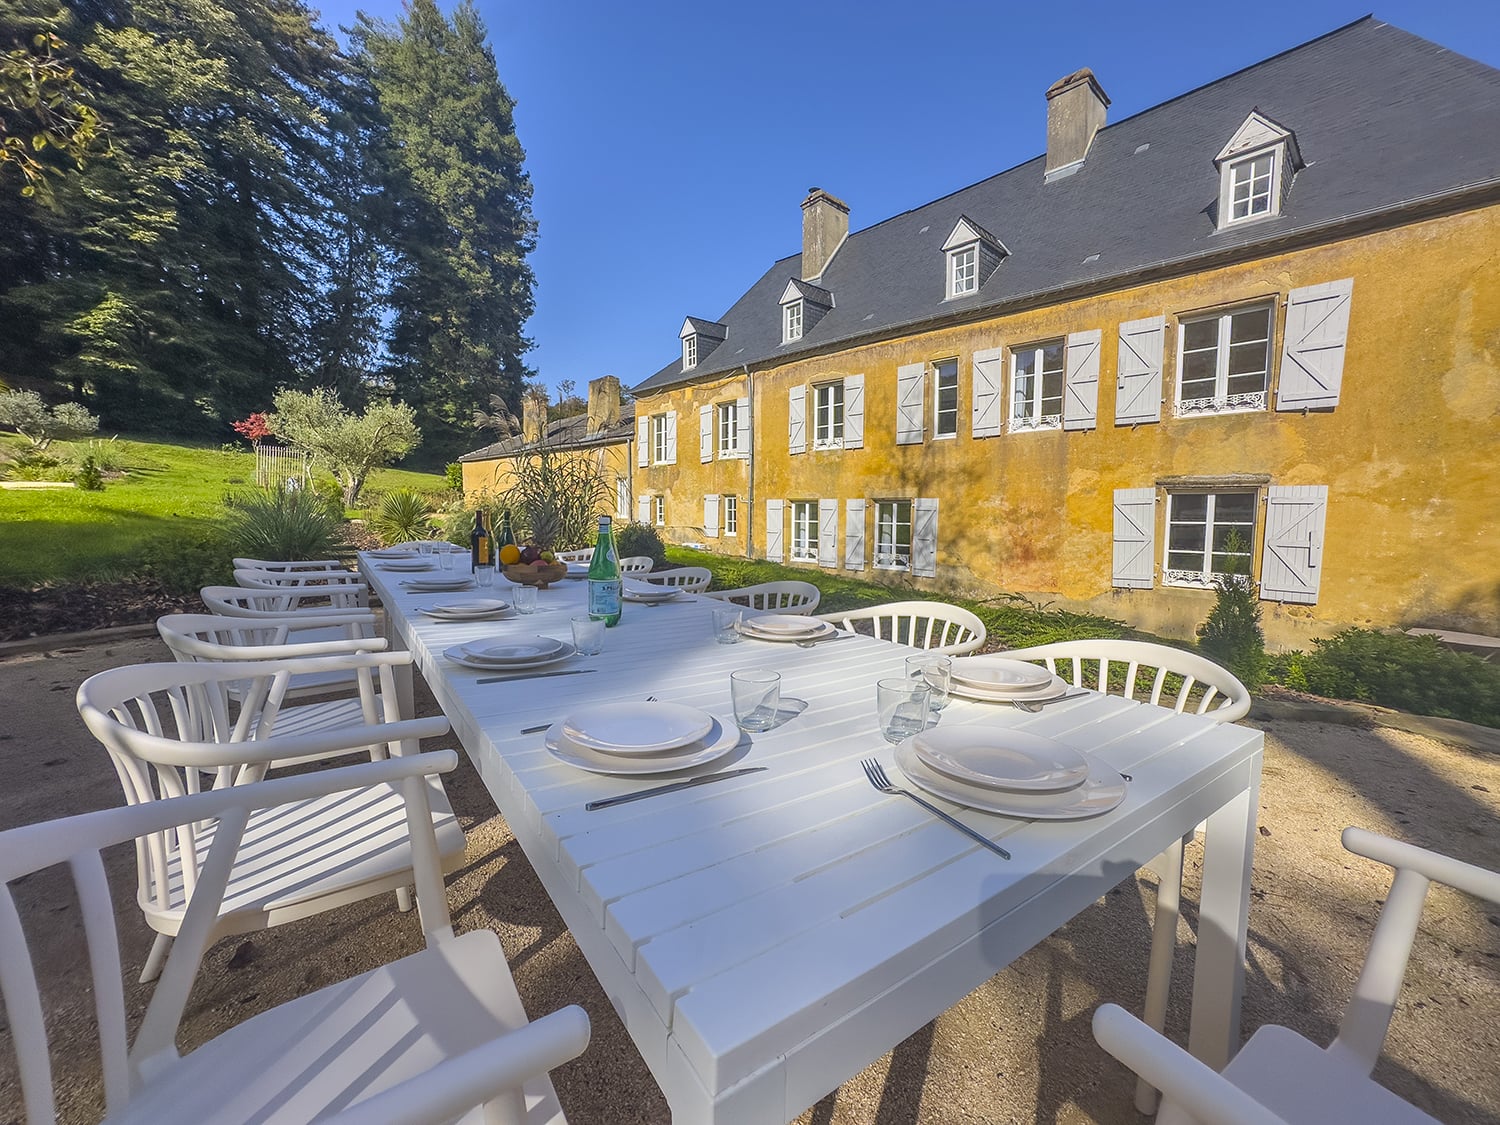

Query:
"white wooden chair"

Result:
[[76, 655, 465, 983], [158, 612, 384, 700], [1095, 827, 1498, 1125], [640, 565, 712, 593], [556, 548, 594, 563], [816, 600, 986, 655], [234, 567, 370, 609], [232, 557, 344, 572], [704, 580, 821, 614], [618, 556, 653, 576], [202, 584, 369, 617], [0, 757, 589, 1125]]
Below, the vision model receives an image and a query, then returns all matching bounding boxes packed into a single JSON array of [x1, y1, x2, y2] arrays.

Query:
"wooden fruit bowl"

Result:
[[502, 561, 569, 589]]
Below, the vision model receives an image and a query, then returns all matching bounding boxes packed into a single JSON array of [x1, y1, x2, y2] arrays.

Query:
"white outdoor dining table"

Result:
[[362, 557, 1263, 1125]]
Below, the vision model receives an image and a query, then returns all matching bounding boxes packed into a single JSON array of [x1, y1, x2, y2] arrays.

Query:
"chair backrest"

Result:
[[157, 612, 382, 664], [816, 600, 986, 655], [705, 580, 821, 614], [232, 557, 342, 572], [0, 754, 457, 1122], [233, 566, 364, 589], [1000, 639, 1251, 722], [556, 548, 594, 563], [641, 566, 712, 593], [618, 556, 653, 576], [201, 584, 367, 617]]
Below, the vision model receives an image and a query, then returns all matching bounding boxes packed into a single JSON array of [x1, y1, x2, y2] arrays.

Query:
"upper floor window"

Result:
[[716, 401, 740, 456], [1010, 340, 1065, 431], [650, 413, 669, 463], [1177, 304, 1272, 416], [783, 301, 804, 343], [948, 245, 977, 297], [940, 215, 1006, 300], [813, 381, 845, 447], [1164, 491, 1256, 587], [933, 359, 959, 438], [682, 335, 697, 370], [1213, 111, 1301, 231], [1228, 153, 1274, 222], [874, 500, 912, 570], [790, 500, 818, 561], [723, 494, 738, 536]]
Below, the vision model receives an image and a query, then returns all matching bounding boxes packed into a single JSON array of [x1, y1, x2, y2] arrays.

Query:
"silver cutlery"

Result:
[[477, 669, 597, 685], [859, 757, 1011, 860], [586, 766, 767, 811], [1010, 691, 1080, 713], [796, 632, 856, 648]]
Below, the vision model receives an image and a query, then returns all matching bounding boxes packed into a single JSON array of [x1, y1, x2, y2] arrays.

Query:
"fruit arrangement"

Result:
[[500, 540, 566, 587]]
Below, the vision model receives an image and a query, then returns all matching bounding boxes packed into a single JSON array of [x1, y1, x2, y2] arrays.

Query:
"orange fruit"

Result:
[[498, 543, 522, 565]]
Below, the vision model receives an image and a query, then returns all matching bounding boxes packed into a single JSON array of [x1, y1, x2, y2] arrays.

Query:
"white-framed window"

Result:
[[652, 495, 665, 527], [874, 500, 913, 570], [716, 401, 739, 456], [682, 335, 697, 370], [615, 477, 629, 520], [1176, 303, 1272, 416], [650, 413, 669, 463], [948, 244, 978, 298], [1010, 340, 1065, 431], [723, 494, 738, 536], [790, 500, 818, 561], [783, 300, 804, 343], [933, 358, 959, 438], [1164, 491, 1256, 587], [813, 381, 845, 447], [1227, 152, 1275, 223]]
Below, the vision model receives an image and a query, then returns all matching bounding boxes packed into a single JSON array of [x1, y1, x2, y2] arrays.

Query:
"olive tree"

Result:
[[0, 390, 99, 449], [267, 388, 420, 507]]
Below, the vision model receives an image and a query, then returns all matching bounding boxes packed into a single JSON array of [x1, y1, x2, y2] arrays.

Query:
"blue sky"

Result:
[[310, 1, 1500, 398]]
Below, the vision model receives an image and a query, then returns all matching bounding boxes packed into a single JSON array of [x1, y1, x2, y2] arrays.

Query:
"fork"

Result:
[[860, 758, 1011, 860], [521, 695, 657, 735]]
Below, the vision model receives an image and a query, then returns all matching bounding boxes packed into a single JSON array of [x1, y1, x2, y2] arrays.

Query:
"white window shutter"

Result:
[[896, 363, 926, 444], [912, 498, 939, 577], [664, 411, 677, 464], [1261, 484, 1329, 603], [699, 404, 713, 463], [1112, 488, 1156, 589], [844, 499, 866, 571], [788, 385, 806, 455], [818, 498, 838, 568], [1063, 329, 1101, 431], [703, 494, 719, 537], [971, 346, 1004, 437], [636, 417, 648, 467], [843, 374, 865, 449], [1277, 279, 1353, 411], [765, 499, 785, 562], [735, 395, 750, 455], [636, 496, 650, 524], [1116, 316, 1164, 425]]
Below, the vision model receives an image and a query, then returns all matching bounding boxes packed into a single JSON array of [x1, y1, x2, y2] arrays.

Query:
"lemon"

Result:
[[498, 543, 522, 565]]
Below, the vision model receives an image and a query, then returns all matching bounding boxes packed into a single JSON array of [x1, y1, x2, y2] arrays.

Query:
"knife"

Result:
[[586, 766, 767, 811], [476, 669, 598, 684]]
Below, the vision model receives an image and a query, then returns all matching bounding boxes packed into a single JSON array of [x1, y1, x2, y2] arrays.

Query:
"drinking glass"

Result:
[[513, 584, 538, 614], [474, 564, 495, 588], [905, 654, 952, 711], [416, 539, 434, 557], [876, 677, 932, 744], [730, 669, 780, 732], [436, 548, 455, 571], [711, 605, 743, 644], [571, 615, 605, 656]]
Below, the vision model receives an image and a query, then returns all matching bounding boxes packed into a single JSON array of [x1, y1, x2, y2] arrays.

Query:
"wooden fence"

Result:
[[254, 444, 311, 490]]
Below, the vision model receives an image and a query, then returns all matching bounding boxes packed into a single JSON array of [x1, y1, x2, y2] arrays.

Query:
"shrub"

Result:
[[81, 436, 129, 473], [438, 504, 475, 548], [74, 455, 104, 491], [444, 461, 464, 491], [371, 489, 433, 545], [1197, 575, 1267, 689], [0, 391, 99, 450], [130, 524, 237, 593], [615, 522, 666, 568], [225, 485, 343, 561], [311, 475, 347, 517]]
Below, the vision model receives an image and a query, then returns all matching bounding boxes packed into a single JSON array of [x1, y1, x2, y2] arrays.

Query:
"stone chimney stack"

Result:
[[800, 187, 849, 280], [1044, 68, 1110, 179], [586, 375, 621, 436], [521, 389, 548, 444]]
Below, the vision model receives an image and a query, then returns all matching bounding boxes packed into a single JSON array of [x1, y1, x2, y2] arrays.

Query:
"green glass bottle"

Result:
[[587, 516, 622, 626], [495, 509, 517, 552]]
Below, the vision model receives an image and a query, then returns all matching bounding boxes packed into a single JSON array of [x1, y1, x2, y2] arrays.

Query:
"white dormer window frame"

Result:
[[783, 300, 804, 343], [1214, 111, 1300, 231], [682, 334, 697, 370], [948, 244, 978, 298]]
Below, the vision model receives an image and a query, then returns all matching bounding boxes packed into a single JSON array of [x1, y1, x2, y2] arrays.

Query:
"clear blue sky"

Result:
[[310, 1, 1500, 398]]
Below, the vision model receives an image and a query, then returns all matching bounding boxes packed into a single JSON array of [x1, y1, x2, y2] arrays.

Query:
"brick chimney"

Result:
[[800, 187, 848, 280], [1045, 68, 1110, 179], [521, 389, 548, 444], [586, 375, 621, 436]]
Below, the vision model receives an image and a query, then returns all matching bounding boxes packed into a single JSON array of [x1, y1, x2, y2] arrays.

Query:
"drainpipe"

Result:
[[743, 365, 755, 558]]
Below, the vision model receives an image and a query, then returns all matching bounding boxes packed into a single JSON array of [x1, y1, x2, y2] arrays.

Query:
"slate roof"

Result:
[[458, 404, 636, 463], [632, 17, 1500, 396]]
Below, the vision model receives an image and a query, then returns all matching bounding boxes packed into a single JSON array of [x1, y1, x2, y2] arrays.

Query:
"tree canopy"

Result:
[[268, 387, 420, 506]]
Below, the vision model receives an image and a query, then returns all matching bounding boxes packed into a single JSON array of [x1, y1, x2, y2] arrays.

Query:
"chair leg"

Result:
[[396, 885, 413, 913], [1137, 835, 1186, 1114], [139, 932, 173, 984]]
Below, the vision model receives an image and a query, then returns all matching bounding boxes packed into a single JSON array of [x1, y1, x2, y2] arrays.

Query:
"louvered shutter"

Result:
[[636, 417, 649, 467], [1277, 279, 1353, 411], [699, 404, 713, 462], [844, 499, 866, 571], [1260, 485, 1329, 603], [664, 411, 677, 464], [788, 385, 806, 455], [912, 498, 939, 577], [844, 374, 865, 449], [703, 494, 719, 537], [636, 496, 650, 524], [818, 499, 838, 567], [1112, 488, 1156, 589], [971, 346, 1004, 437], [896, 363, 926, 444], [1063, 329, 1101, 431], [1116, 316, 1164, 425], [765, 499, 785, 562], [734, 395, 750, 456]]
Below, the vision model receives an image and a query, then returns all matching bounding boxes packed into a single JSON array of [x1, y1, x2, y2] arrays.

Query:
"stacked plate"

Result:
[[622, 580, 678, 604], [564, 562, 589, 579], [893, 726, 1127, 820], [946, 656, 1069, 704], [369, 548, 418, 560], [402, 575, 475, 593], [544, 701, 740, 775], [737, 613, 837, 643], [419, 597, 512, 621], [443, 635, 575, 672], [378, 558, 435, 572]]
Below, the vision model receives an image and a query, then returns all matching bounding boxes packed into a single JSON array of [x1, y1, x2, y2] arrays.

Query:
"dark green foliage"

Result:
[[74, 454, 103, 489], [225, 485, 341, 562], [1197, 576, 1267, 690], [444, 461, 463, 490], [371, 489, 432, 546], [617, 523, 667, 569], [129, 525, 236, 593]]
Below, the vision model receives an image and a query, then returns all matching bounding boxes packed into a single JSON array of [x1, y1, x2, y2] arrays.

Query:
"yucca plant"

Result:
[[226, 484, 343, 561], [493, 445, 608, 551], [371, 489, 434, 546]]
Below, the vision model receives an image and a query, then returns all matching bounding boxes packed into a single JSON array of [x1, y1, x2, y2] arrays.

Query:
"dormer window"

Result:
[[679, 316, 727, 373], [784, 300, 804, 343], [682, 334, 697, 370], [1214, 110, 1302, 230], [940, 216, 1006, 299], [949, 245, 978, 297], [778, 278, 832, 345]]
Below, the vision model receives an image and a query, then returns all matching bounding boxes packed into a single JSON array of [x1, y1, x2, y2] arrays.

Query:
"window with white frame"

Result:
[[716, 401, 739, 456], [790, 501, 818, 561], [615, 477, 629, 519], [948, 244, 978, 298], [813, 381, 844, 447], [723, 494, 738, 536], [1010, 340, 1065, 430], [933, 358, 959, 438], [1176, 304, 1272, 416], [874, 500, 913, 570], [1164, 491, 1256, 587], [783, 300, 804, 344], [682, 335, 697, 370], [652, 495, 665, 527], [650, 413, 669, 463], [1227, 153, 1275, 223]]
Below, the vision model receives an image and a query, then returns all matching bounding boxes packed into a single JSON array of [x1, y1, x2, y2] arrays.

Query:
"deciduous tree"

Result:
[[268, 387, 420, 507]]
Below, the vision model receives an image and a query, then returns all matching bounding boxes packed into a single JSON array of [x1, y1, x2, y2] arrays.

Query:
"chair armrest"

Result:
[[1342, 827, 1500, 905], [135, 716, 453, 769]]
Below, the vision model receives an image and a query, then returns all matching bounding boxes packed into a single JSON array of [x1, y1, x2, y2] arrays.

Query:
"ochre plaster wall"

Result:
[[461, 440, 634, 531]]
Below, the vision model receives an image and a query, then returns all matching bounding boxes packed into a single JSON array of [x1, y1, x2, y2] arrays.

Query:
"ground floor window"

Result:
[[616, 477, 629, 519], [1164, 491, 1256, 586], [790, 500, 818, 561], [874, 500, 912, 570], [652, 495, 665, 527], [723, 494, 738, 536]]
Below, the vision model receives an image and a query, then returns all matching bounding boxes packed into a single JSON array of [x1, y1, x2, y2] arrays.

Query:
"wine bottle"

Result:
[[495, 509, 517, 551], [470, 509, 491, 573], [587, 516, 622, 626]]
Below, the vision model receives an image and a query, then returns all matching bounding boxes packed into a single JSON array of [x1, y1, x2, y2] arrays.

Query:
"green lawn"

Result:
[[0, 435, 445, 586]]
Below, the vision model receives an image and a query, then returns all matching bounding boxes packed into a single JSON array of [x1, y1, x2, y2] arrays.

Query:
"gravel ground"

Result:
[[1, 635, 1497, 1124]]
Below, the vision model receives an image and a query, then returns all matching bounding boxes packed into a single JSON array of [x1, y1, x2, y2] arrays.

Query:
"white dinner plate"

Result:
[[420, 597, 512, 620], [443, 642, 575, 672], [368, 549, 419, 559], [402, 577, 475, 592], [561, 701, 715, 755], [893, 739, 1127, 820], [545, 714, 741, 775], [948, 656, 1054, 691], [740, 613, 824, 636], [460, 636, 568, 665], [911, 726, 1089, 791], [379, 560, 436, 572], [947, 673, 1071, 704], [565, 562, 589, 578], [738, 619, 837, 642], [623, 587, 678, 603]]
